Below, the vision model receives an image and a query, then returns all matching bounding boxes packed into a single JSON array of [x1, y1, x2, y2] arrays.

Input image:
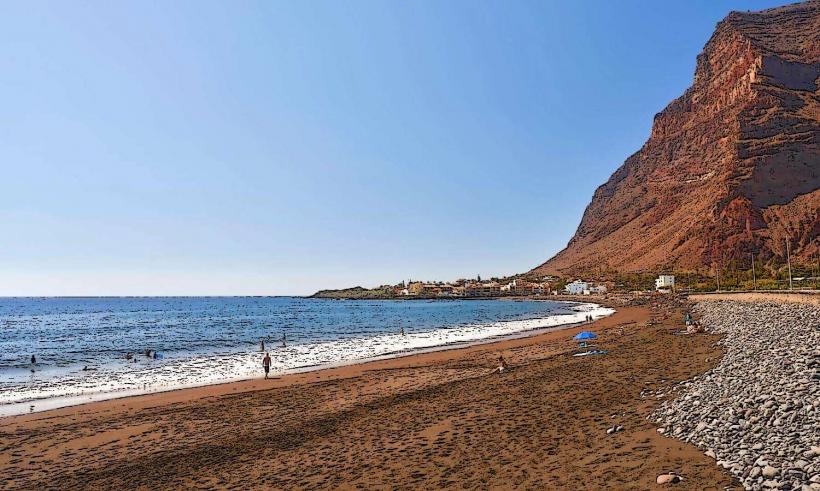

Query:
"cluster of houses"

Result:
[[396, 277, 608, 298], [396, 279, 547, 298], [391, 274, 676, 298], [563, 279, 608, 295]]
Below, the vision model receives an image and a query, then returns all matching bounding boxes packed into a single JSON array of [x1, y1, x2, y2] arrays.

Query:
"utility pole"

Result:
[[751, 252, 756, 291], [732, 260, 737, 290], [716, 258, 721, 292], [785, 239, 793, 290]]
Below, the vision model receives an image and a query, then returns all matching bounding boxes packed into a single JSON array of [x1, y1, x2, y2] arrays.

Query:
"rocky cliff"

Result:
[[532, 1, 820, 276]]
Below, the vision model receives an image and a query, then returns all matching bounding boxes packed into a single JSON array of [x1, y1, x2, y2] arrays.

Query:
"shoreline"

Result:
[[2, 300, 620, 422], [1, 296, 736, 489], [0, 300, 613, 418]]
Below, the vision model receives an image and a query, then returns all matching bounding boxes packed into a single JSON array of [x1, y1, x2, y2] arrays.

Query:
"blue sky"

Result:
[[0, 0, 788, 295]]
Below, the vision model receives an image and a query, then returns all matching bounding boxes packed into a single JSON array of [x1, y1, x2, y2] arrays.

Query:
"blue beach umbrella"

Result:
[[573, 331, 597, 341]]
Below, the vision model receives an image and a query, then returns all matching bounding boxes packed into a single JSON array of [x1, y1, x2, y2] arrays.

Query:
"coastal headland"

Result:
[[1, 296, 737, 489]]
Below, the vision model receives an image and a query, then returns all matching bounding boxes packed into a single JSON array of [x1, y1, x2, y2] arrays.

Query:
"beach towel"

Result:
[[573, 350, 607, 357]]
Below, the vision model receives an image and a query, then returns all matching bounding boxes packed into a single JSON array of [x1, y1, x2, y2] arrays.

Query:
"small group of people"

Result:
[[123, 349, 161, 362], [258, 333, 292, 379], [259, 334, 287, 352], [585, 314, 594, 323]]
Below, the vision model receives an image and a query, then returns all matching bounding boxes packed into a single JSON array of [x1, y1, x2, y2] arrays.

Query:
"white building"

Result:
[[589, 284, 607, 294], [565, 280, 589, 295], [655, 275, 675, 291]]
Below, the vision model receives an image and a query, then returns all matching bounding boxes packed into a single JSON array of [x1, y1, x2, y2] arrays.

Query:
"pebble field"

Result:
[[653, 300, 820, 490]]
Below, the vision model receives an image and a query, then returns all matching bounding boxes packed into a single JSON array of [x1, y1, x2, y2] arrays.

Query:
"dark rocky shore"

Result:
[[653, 300, 820, 490]]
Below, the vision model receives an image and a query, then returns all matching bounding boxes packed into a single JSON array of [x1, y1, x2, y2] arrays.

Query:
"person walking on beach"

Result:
[[262, 352, 271, 379], [260, 338, 265, 352], [30, 354, 36, 365], [281, 333, 287, 348]]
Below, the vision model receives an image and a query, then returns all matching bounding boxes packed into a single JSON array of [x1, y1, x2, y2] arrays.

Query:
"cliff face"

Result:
[[532, 1, 820, 276]]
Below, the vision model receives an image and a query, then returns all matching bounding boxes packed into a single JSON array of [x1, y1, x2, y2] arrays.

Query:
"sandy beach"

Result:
[[0, 297, 735, 490]]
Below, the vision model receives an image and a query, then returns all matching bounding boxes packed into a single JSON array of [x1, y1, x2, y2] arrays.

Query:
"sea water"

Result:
[[0, 297, 613, 415]]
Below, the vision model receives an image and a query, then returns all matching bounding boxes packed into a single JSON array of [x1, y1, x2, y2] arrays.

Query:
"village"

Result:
[[385, 274, 677, 298]]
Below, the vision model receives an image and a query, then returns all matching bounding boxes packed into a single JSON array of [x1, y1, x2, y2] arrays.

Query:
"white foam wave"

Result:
[[0, 302, 613, 416]]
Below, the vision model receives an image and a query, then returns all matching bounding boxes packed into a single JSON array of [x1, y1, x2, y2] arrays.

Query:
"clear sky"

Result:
[[0, 0, 789, 296]]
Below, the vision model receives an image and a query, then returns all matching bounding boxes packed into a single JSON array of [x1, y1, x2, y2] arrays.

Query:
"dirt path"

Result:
[[690, 291, 820, 306]]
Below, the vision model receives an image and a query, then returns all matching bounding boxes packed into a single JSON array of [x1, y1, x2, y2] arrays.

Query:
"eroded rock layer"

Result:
[[533, 1, 819, 275]]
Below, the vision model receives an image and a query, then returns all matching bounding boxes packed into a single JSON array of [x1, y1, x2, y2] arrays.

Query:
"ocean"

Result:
[[0, 296, 613, 415]]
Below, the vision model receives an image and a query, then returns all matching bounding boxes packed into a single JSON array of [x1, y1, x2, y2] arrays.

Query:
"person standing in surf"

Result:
[[262, 352, 271, 379]]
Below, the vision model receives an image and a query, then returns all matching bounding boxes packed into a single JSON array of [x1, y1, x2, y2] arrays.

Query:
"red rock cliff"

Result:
[[532, 1, 820, 276]]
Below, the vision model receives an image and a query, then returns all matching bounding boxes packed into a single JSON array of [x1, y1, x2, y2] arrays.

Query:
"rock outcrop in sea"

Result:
[[652, 300, 820, 490]]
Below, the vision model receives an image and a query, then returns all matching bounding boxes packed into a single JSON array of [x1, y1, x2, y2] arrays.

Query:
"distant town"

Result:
[[312, 274, 680, 299]]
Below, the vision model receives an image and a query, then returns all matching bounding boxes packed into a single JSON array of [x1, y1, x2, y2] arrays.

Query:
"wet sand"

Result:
[[0, 298, 735, 490]]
